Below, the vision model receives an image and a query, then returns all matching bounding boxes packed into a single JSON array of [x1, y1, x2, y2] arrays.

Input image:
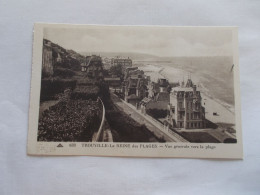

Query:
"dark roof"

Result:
[[85, 55, 102, 67], [128, 78, 138, 88], [155, 92, 169, 101], [127, 94, 139, 100], [140, 97, 151, 104], [104, 77, 121, 81], [158, 78, 168, 87], [126, 67, 138, 71], [186, 79, 193, 87], [152, 83, 160, 93]]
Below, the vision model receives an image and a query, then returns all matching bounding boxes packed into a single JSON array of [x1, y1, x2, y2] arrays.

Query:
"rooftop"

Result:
[[127, 94, 139, 100], [172, 86, 194, 92], [155, 92, 170, 101], [104, 77, 121, 81]]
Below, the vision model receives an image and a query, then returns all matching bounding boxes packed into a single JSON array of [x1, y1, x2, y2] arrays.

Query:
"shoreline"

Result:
[[139, 64, 236, 125], [159, 67, 235, 115]]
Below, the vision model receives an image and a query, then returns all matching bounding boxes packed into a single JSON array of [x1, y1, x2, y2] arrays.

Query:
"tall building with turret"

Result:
[[168, 79, 205, 129]]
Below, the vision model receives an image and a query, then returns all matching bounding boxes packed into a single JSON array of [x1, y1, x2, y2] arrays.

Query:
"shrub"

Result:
[[71, 86, 99, 100], [38, 100, 102, 142], [40, 78, 77, 102], [53, 68, 75, 78]]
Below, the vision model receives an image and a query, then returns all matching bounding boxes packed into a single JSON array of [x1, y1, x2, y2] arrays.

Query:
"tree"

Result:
[[110, 64, 123, 77]]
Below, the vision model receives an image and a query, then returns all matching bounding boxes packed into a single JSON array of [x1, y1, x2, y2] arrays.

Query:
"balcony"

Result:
[[178, 107, 185, 112], [192, 107, 200, 112]]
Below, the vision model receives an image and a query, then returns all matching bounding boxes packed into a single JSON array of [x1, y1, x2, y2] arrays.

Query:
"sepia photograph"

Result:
[[4, 0, 260, 194], [28, 24, 242, 158]]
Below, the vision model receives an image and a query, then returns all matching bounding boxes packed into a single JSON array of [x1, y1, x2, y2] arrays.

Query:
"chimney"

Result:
[[193, 85, 197, 94]]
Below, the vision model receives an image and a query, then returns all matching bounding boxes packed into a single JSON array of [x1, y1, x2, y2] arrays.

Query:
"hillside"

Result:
[[43, 39, 86, 77]]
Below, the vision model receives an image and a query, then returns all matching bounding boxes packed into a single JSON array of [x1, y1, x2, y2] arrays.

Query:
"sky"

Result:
[[44, 25, 234, 57]]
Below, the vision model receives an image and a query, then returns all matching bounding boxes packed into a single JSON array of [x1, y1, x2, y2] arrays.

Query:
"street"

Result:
[[110, 92, 186, 142]]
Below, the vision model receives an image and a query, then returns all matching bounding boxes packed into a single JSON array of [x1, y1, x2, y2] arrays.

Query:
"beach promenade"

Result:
[[110, 92, 188, 142]]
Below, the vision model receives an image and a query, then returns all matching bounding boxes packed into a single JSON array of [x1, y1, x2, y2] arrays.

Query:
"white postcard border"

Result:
[[27, 23, 243, 159]]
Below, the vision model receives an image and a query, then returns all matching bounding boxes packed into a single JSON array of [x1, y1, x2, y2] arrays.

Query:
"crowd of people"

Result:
[[37, 99, 102, 142]]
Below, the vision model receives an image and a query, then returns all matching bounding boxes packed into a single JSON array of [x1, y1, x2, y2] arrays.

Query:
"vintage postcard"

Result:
[[27, 23, 243, 159]]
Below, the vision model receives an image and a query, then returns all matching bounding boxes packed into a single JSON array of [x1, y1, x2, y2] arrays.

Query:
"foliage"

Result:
[[110, 64, 123, 77], [71, 86, 99, 100], [104, 99, 165, 142], [96, 80, 110, 101], [55, 57, 81, 71], [53, 68, 75, 78], [103, 69, 109, 77], [38, 100, 102, 142], [40, 78, 77, 102]]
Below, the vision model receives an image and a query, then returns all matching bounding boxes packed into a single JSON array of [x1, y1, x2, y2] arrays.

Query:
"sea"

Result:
[[134, 56, 235, 113]]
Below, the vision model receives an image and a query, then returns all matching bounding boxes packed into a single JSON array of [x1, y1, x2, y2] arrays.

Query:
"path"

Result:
[[111, 93, 188, 142]]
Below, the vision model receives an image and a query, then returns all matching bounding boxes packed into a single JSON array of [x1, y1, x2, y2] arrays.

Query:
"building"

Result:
[[140, 78, 170, 112], [124, 77, 147, 106], [124, 67, 138, 78], [42, 40, 53, 76], [124, 67, 146, 80], [102, 57, 112, 70], [122, 67, 148, 106], [148, 78, 169, 98], [111, 57, 132, 72], [82, 55, 104, 79], [81, 63, 87, 71], [168, 79, 206, 129], [56, 53, 62, 63], [52, 47, 63, 63]]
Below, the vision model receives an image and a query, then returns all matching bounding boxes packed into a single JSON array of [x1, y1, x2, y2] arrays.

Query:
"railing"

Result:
[[92, 97, 105, 142], [122, 99, 188, 142]]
